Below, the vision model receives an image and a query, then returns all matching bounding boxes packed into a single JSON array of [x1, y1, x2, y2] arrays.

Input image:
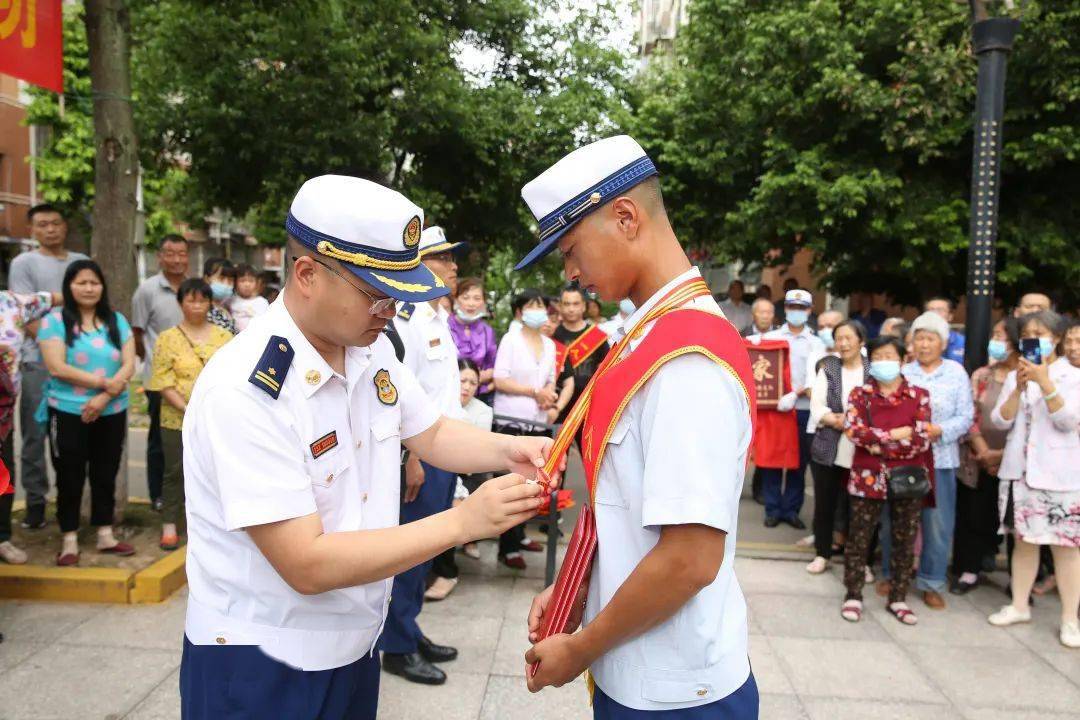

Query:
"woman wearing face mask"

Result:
[[447, 278, 498, 405], [952, 317, 1020, 594], [840, 336, 933, 625], [203, 257, 238, 335], [807, 320, 870, 574], [492, 289, 573, 569], [988, 311, 1080, 648]]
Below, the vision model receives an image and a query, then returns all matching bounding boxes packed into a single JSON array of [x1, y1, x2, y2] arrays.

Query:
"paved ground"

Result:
[[4, 433, 1080, 718]]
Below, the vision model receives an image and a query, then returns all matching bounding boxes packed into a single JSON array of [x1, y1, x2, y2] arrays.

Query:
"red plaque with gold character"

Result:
[[744, 339, 789, 409]]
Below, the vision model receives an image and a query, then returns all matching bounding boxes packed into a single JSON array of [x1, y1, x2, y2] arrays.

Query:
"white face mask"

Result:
[[522, 309, 548, 330], [455, 308, 485, 324]]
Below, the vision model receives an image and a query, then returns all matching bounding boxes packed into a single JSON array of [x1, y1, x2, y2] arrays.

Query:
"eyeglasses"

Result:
[[294, 256, 398, 317], [424, 251, 455, 264]]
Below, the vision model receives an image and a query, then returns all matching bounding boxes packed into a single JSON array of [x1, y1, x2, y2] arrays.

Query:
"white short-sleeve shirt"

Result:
[[584, 268, 753, 711], [395, 301, 463, 419], [182, 297, 439, 671]]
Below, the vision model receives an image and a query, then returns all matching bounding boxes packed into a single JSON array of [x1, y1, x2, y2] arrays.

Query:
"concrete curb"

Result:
[[0, 547, 186, 604]]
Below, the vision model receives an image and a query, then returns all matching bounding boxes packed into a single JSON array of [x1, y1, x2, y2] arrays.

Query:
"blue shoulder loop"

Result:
[[397, 302, 415, 321], [249, 335, 294, 399]]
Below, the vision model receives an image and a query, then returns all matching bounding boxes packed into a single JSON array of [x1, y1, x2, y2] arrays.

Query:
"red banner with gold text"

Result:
[[0, 0, 63, 93]]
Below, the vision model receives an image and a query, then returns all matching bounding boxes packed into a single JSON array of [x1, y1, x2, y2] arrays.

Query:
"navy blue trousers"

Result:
[[179, 636, 380, 720], [761, 409, 812, 521], [593, 672, 759, 719], [380, 461, 456, 654]]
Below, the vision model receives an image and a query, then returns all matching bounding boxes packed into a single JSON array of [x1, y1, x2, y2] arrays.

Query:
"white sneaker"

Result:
[[805, 556, 828, 574], [0, 540, 28, 565], [1061, 621, 1080, 649], [864, 566, 875, 584], [795, 534, 815, 548], [988, 605, 1031, 627]]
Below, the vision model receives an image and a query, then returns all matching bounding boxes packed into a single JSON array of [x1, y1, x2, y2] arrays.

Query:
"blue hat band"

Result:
[[537, 156, 658, 241], [285, 212, 420, 271]]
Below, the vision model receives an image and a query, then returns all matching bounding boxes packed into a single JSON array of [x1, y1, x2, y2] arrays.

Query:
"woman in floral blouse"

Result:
[[149, 279, 233, 550], [841, 335, 933, 626]]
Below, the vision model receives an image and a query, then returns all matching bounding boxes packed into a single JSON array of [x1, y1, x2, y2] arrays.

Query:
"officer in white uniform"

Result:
[[381, 225, 468, 684], [179, 175, 553, 720], [521, 137, 759, 718]]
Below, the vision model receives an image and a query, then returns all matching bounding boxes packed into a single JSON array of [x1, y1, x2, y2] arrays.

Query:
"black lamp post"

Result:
[[964, 4, 1020, 373]]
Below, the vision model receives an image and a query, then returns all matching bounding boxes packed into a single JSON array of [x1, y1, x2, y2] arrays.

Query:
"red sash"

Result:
[[530, 281, 755, 675], [566, 324, 608, 370], [553, 340, 569, 375]]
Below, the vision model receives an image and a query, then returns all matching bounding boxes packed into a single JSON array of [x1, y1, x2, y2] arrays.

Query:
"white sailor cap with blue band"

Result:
[[517, 135, 658, 270], [285, 175, 449, 302], [418, 226, 468, 257]]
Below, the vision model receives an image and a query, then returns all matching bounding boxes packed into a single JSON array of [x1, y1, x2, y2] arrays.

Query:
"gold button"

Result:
[[356, 440, 362, 448], [696, 689, 708, 697], [278, 343, 288, 352], [215, 636, 227, 645], [362, 493, 368, 503], [326, 473, 334, 484]]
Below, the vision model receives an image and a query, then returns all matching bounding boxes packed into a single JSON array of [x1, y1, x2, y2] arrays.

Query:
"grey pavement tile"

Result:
[[907, 645, 1080, 713], [0, 640, 47, 674], [735, 558, 845, 598], [0, 600, 105, 645], [0, 643, 178, 720], [124, 669, 180, 720], [378, 669, 488, 720], [771, 637, 945, 703], [491, 614, 532, 678], [802, 697, 957, 719], [479, 674, 593, 720], [748, 593, 890, 641], [418, 614, 502, 676], [760, 693, 809, 719], [871, 600, 1024, 650], [61, 595, 186, 651], [1002, 613, 1078, 658], [749, 635, 795, 695], [421, 576, 515, 620], [962, 708, 1080, 720], [1038, 649, 1080, 689]]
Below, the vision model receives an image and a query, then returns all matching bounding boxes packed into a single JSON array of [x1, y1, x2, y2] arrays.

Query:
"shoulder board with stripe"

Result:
[[248, 335, 294, 399]]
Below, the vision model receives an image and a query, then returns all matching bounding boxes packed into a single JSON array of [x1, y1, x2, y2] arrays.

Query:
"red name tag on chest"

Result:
[[310, 431, 338, 459]]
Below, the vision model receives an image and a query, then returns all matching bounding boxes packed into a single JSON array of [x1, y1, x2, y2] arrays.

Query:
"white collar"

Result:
[[619, 267, 702, 340], [268, 296, 372, 398]]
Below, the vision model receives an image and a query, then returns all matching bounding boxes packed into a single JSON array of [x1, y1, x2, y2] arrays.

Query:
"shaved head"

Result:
[[626, 176, 667, 219]]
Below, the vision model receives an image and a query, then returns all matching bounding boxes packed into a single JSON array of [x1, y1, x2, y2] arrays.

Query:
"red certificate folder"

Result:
[[529, 503, 597, 676]]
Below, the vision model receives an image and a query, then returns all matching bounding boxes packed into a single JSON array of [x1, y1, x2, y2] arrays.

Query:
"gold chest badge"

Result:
[[374, 368, 398, 406]]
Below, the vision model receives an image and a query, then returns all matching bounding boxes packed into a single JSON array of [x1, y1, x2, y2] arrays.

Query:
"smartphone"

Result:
[[1020, 338, 1042, 365]]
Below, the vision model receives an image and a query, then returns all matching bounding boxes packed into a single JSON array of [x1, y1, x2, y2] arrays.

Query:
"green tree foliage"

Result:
[[130, 0, 631, 282], [632, 1, 1080, 308]]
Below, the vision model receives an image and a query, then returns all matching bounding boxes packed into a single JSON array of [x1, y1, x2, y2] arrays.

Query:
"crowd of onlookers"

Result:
[[2, 203, 1076, 651], [721, 277, 1079, 648], [0, 205, 276, 565]]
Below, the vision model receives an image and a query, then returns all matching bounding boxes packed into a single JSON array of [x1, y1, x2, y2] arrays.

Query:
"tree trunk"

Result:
[[84, 0, 137, 517]]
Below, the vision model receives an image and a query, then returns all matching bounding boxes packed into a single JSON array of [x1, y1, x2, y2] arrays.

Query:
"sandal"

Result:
[[888, 602, 918, 626], [840, 599, 863, 623]]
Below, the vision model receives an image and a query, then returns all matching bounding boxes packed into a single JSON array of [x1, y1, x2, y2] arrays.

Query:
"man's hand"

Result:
[[525, 634, 590, 693], [404, 455, 425, 503], [457, 473, 544, 541], [81, 393, 110, 424], [528, 581, 587, 644]]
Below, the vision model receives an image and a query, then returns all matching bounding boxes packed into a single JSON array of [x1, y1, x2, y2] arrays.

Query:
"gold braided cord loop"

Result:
[[316, 240, 421, 271], [541, 279, 711, 485]]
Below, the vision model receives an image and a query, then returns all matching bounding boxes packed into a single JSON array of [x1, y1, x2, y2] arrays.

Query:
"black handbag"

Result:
[[866, 402, 931, 500]]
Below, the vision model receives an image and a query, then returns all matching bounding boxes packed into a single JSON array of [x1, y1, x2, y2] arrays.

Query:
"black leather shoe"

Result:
[[764, 516, 781, 528], [418, 635, 458, 663], [784, 516, 807, 530], [949, 577, 979, 595], [20, 504, 46, 530], [382, 652, 447, 685]]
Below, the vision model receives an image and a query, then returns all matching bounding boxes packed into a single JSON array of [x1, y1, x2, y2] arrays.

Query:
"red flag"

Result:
[[0, 0, 64, 93]]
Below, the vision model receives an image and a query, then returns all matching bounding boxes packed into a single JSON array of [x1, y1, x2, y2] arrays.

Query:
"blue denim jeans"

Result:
[[880, 467, 958, 593]]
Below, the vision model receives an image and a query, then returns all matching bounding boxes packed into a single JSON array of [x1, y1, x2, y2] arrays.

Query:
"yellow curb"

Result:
[[0, 564, 134, 603], [130, 547, 187, 604]]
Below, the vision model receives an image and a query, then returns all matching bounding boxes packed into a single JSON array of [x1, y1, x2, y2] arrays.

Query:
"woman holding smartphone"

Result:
[[988, 311, 1080, 649]]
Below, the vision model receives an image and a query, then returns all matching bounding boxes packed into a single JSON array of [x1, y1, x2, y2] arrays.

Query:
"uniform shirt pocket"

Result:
[[371, 411, 402, 443], [594, 417, 632, 509]]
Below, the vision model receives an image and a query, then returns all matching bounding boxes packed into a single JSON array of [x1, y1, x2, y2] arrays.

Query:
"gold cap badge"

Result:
[[403, 216, 422, 248]]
